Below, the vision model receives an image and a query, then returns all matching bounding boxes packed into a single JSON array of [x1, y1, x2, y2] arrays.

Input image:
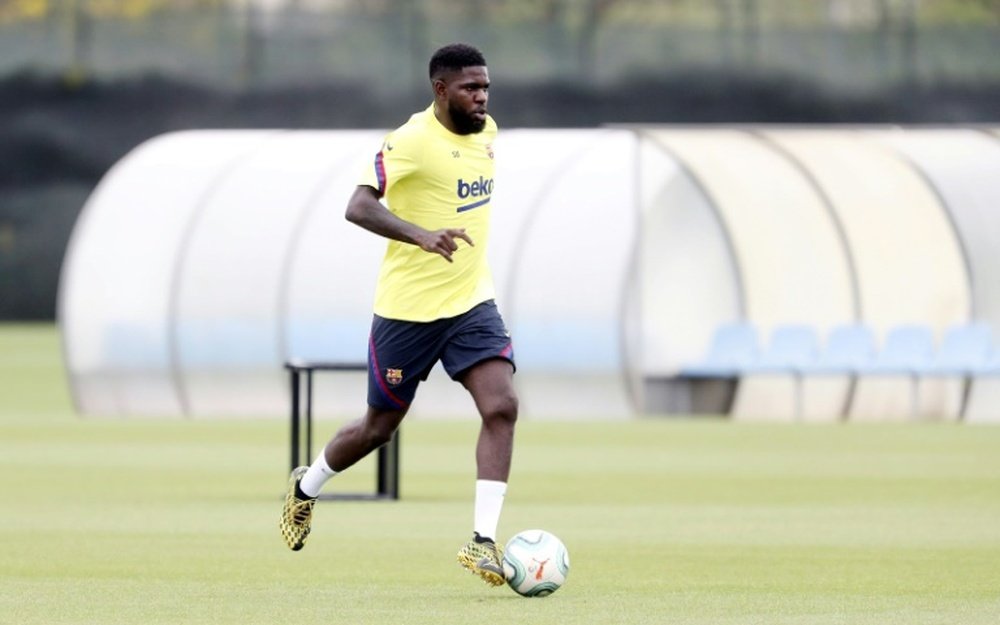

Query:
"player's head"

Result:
[[429, 43, 486, 81], [429, 43, 490, 135]]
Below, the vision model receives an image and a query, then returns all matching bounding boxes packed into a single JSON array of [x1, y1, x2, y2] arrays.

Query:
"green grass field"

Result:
[[2, 323, 999, 624]]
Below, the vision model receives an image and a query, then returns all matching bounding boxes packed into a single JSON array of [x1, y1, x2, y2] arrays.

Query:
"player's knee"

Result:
[[362, 410, 402, 448], [482, 392, 518, 425], [364, 421, 397, 448]]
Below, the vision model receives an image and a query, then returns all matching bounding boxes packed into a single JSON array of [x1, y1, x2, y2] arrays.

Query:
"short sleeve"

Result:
[[358, 131, 420, 197]]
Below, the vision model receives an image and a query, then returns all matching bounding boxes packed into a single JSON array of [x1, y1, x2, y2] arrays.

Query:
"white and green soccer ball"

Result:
[[502, 529, 570, 597]]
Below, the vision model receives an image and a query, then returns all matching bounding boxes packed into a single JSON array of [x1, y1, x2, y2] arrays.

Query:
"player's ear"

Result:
[[432, 77, 448, 98]]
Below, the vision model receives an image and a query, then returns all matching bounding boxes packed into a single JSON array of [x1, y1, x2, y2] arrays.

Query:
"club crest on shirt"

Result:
[[486, 144, 494, 159], [385, 368, 403, 385]]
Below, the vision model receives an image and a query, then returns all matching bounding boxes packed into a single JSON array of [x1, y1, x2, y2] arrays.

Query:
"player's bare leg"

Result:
[[464, 359, 517, 483], [456, 358, 518, 586], [325, 406, 408, 472], [280, 407, 406, 551]]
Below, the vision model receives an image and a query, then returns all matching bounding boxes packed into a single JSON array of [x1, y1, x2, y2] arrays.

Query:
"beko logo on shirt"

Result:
[[456, 176, 494, 199]]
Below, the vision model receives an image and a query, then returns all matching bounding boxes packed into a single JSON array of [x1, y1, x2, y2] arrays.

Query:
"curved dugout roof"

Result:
[[647, 129, 855, 332], [762, 129, 971, 420], [868, 129, 1000, 325], [868, 128, 1000, 422], [59, 131, 280, 416], [635, 132, 741, 375], [172, 130, 386, 416], [60, 127, 997, 421], [500, 129, 638, 417], [764, 130, 970, 334], [645, 129, 855, 419], [59, 129, 640, 419]]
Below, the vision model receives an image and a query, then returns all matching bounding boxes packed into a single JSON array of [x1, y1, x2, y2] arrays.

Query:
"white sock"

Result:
[[298, 451, 338, 498], [474, 479, 507, 541]]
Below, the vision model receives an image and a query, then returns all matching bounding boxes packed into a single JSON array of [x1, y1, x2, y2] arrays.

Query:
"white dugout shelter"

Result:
[[59, 126, 1000, 422]]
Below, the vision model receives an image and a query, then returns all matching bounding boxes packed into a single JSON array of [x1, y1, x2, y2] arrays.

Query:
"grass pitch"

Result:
[[2, 323, 999, 624]]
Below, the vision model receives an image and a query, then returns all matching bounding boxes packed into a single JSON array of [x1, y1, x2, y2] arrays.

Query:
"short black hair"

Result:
[[428, 43, 486, 80]]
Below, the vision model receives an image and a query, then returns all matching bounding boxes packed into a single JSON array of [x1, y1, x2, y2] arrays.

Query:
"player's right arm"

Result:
[[345, 185, 473, 263]]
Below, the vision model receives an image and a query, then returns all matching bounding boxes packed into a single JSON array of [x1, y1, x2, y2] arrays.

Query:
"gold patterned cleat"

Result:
[[457, 535, 506, 587], [279, 466, 315, 551]]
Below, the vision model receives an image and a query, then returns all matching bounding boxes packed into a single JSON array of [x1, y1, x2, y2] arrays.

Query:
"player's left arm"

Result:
[[345, 185, 473, 263]]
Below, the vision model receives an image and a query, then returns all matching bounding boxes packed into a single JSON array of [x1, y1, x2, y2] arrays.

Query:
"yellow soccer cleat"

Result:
[[279, 466, 316, 551], [457, 534, 506, 587]]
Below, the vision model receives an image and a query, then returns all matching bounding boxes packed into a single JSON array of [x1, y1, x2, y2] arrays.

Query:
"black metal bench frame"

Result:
[[285, 360, 399, 500]]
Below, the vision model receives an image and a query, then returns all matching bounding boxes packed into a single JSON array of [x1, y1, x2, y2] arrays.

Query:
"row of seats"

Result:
[[680, 322, 1000, 379]]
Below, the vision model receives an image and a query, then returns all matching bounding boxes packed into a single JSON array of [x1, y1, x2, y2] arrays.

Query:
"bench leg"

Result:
[[289, 369, 301, 472], [377, 432, 400, 500]]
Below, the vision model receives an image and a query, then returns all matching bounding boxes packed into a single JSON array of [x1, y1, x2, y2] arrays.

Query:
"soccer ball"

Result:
[[502, 529, 570, 597]]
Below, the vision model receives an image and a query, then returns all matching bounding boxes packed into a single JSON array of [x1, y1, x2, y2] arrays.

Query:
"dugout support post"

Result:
[[285, 360, 400, 500]]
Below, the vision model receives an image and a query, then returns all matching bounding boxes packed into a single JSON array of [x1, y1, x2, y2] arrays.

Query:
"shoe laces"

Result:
[[289, 497, 315, 525], [470, 539, 501, 563]]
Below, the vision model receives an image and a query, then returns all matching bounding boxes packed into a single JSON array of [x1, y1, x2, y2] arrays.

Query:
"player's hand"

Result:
[[418, 228, 474, 262]]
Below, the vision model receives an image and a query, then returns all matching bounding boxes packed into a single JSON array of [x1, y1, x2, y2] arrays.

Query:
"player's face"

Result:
[[444, 66, 490, 135]]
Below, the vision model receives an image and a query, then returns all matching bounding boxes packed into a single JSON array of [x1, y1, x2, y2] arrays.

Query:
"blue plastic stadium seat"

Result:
[[975, 352, 1000, 376], [855, 324, 936, 375], [847, 324, 936, 418], [678, 322, 759, 378], [800, 324, 877, 374], [747, 324, 820, 373], [919, 322, 993, 376]]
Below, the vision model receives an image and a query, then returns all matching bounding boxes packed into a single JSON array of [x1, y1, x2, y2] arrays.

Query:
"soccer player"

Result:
[[279, 43, 517, 588]]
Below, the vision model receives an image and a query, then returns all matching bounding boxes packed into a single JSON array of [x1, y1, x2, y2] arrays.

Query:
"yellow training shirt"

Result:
[[359, 104, 498, 322]]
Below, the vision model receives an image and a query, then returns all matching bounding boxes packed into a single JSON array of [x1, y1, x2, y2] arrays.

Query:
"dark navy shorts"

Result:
[[367, 299, 515, 410]]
